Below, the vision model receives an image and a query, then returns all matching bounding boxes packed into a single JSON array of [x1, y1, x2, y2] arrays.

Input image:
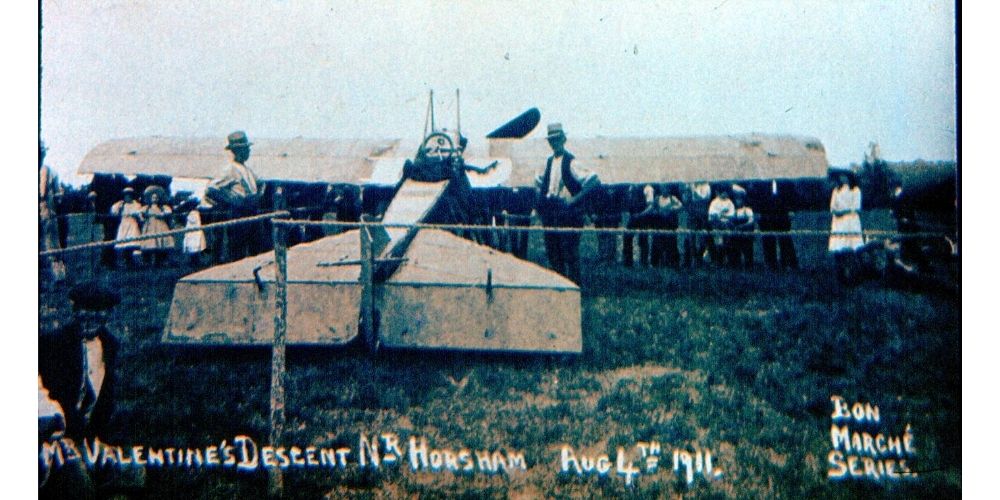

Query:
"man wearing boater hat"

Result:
[[534, 123, 599, 283], [212, 131, 260, 206], [205, 131, 263, 260]]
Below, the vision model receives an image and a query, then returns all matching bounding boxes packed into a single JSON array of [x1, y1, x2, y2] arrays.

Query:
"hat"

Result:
[[122, 187, 135, 195], [69, 282, 120, 311], [546, 123, 565, 139], [731, 184, 746, 197], [226, 130, 253, 150], [143, 184, 167, 202]]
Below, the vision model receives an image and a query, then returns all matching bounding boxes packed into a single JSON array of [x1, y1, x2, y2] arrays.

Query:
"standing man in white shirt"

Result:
[[205, 131, 264, 260], [534, 123, 599, 283]]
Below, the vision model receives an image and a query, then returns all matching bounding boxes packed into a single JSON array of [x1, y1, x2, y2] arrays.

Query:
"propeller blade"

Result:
[[486, 108, 541, 139]]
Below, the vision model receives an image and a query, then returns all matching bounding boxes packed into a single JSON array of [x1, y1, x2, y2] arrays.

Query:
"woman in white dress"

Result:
[[110, 187, 144, 268], [829, 171, 864, 284], [140, 185, 175, 266]]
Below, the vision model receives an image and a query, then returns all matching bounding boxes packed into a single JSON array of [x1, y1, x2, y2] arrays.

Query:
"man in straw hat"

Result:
[[533, 123, 600, 283], [205, 131, 261, 209], [205, 130, 264, 260]]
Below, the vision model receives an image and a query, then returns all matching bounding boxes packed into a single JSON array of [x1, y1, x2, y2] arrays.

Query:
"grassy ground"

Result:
[[40, 220, 960, 499]]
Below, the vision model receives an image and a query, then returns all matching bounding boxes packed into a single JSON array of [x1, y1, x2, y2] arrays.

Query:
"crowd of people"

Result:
[[40, 129, 930, 288], [39, 132, 375, 284], [538, 179, 800, 274], [527, 123, 807, 282], [106, 185, 195, 268]]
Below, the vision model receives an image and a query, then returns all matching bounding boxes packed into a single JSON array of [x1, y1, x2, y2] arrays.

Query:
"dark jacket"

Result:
[[539, 153, 582, 198], [38, 324, 119, 440]]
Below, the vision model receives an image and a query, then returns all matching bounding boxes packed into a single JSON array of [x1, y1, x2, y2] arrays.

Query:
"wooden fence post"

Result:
[[88, 198, 100, 280], [268, 218, 288, 497], [359, 225, 376, 352]]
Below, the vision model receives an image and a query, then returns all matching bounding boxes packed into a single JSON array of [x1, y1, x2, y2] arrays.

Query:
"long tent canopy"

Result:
[[78, 134, 829, 187]]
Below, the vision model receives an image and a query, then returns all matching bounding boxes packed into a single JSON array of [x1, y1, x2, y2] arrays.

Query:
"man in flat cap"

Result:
[[205, 131, 264, 260], [39, 282, 121, 442], [39, 283, 140, 498], [534, 123, 600, 283]]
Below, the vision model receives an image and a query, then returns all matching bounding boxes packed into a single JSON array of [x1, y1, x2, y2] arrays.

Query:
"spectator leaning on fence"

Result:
[[624, 184, 656, 267], [707, 187, 735, 265], [110, 187, 144, 269], [729, 184, 755, 269], [652, 185, 683, 268], [534, 123, 599, 284], [683, 182, 712, 268], [829, 168, 864, 284]]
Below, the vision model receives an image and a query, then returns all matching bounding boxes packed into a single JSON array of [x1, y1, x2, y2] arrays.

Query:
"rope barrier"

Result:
[[39, 212, 956, 259], [38, 211, 289, 257], [41, 207, 322, 232], [271, 218, 954, 240]]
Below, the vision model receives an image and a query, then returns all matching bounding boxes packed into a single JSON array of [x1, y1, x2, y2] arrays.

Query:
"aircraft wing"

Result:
[[79, 133, 828, 187], [79, 136, 515, 187], [493, 134, 829, 186], [164, 228, 581, 353], [78, 136, 409, 184]]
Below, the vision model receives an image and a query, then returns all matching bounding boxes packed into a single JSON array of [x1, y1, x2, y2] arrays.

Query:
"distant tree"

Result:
[[859, 155, 895, 210]]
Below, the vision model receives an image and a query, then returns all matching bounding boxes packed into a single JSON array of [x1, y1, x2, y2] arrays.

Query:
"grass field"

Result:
[[39, 217, 960, 498]]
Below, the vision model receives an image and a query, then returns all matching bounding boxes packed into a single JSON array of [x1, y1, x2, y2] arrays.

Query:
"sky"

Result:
[[40, 0, 956, 183]]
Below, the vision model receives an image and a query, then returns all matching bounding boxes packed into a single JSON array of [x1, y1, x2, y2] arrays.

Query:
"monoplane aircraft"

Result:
[[75, 92, 954, 353]]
